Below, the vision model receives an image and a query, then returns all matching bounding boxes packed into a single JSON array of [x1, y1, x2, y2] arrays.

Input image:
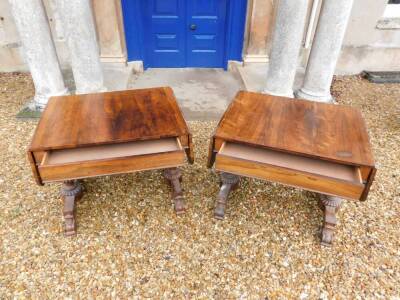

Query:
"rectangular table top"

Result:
[[29, 87, 190, 151], [214, 91, 375, 167]]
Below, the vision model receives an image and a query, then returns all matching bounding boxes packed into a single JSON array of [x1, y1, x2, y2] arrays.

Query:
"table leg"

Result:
[[214, 172, 240, 220], [164, 168, 185, 215], [319, 195, 342, 246], [61, 180, 83, 236]]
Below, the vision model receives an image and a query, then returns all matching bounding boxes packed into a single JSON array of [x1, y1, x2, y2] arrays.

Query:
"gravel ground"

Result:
[[0, 73, 399, 298]]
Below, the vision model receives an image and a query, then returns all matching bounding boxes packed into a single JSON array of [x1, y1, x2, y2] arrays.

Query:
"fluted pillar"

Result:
[[262, 0, 308, 97], [8, 0, 68, 110], [296, 0, 354, 103], [56, 0, 106, 94]]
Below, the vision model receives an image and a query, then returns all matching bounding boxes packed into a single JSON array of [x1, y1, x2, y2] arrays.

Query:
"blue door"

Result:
[[186, 1, 227, 67], [143, 0, 186, 67], [142, 0, 227, 68]]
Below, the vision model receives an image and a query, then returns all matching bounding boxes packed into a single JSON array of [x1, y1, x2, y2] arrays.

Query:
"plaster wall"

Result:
[[0, 0, 72, 71], [242, 0, 400, 73], [0, 0, 126, 72], [243, 0, 319, 64], [92, 0, 126, 64], [243, 0, 275, 62], [344, 0, 400, 47], [0, 0, 28, 71], [0, 0, 399, 74], [337, 0, 400, 74]]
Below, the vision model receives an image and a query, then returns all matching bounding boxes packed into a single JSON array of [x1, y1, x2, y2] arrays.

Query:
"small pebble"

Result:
[[0, 73, 399, 298]]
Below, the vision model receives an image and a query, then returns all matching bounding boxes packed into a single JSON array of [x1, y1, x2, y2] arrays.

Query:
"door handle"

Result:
[[189, 24, 197, 31]]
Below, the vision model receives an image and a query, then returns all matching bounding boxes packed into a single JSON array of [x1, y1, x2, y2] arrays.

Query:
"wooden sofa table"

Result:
[[207, 91, 376, 246], [28, 87, 194, 236]]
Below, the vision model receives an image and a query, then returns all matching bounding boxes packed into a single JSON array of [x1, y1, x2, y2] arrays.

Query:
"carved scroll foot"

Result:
[[61, 180, 83, 236], [319, 195, 342, 246], [214, 172, 240, 220], [164, 168, 185, 215]]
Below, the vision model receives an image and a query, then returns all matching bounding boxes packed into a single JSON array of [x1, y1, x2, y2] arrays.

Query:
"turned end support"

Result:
[[164, 168, 185, 215], [214, 172, 240, 220], [319, 195, 342, 246], [61, 180, 83, 236]]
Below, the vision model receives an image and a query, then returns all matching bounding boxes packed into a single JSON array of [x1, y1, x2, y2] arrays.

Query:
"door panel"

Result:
[[187, 0, 227, 67], [142, 0, 227, 67], [143, 0, 186, 67]]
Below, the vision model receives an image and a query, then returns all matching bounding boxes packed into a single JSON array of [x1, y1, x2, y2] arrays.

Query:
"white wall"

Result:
[[336, 0, 400, 74], [0, 0, 26, 71], [0, 0, 70, 72]]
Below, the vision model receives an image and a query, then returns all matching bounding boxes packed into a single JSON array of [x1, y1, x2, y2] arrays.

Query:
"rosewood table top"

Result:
[[29, 87, 190, 152], [213, 91, 374, 167]]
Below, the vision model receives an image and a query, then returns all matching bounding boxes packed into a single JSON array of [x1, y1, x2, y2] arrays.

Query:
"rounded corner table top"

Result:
[[29, 87, 190, 152], [214, 91, 375, 168]]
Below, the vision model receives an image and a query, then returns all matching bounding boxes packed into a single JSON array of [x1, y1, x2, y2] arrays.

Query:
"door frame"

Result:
[[121, 0, 247, 69]]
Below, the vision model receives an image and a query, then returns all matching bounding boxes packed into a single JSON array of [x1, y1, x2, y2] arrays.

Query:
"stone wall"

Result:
[[0, 0, 126, 72], [0, 0, 399, 74], [337, 0, 400, 74], [92, 0, 126, 64], [0, 0, 27, 71], [241, 0, 400, 73], [242, 0, 275, 63]]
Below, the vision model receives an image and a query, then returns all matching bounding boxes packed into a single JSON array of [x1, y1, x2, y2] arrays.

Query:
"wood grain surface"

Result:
[[214, 91, 375, 167], [216, 143, 365, 200], [39, 150, 185, 182], [29, 87, 190, 151]]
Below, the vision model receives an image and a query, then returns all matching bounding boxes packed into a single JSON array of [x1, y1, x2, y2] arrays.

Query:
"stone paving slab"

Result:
[[128, 68, 244, 121]]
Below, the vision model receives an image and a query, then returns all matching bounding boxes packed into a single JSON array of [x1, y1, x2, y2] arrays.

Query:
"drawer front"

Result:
[[39, 151, 185, 182], [216, 154, 365, 200]]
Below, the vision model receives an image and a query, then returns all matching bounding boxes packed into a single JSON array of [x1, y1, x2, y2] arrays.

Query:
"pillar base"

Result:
[[29, 87, 70, 111], [76, 86, 107, 95], [261, 88, 294, 98], [9, 0, 68, 113], [295, 88, 334, 103]]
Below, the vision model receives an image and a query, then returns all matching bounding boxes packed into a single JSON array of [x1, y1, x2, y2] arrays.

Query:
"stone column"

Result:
[[262, 0, 308, 97], [296, 0, 354, 103], [56, 0, 106, 93], [8, 0, 68, 110]]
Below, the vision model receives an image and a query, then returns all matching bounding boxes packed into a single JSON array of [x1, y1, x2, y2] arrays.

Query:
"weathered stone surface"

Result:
[[296, 0, 355, 102], [92, 0, 126, 64], [262, 0, 308, 97], [8, 0, 67, 110], [244, 0, 274, 63], [56, 0, 106, 93]]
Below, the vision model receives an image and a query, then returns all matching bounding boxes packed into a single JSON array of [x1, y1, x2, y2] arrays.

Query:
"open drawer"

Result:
[[215, 142, 366, 200], [37, 138, 185, 183]]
